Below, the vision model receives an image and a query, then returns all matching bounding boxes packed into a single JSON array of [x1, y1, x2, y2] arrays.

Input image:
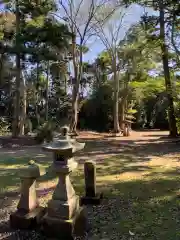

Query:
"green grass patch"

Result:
[[0, 156, 53, 195], [0, 152, 180, 239]]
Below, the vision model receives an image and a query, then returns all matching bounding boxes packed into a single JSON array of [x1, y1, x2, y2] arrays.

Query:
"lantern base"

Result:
[[41, 207, 87, 240], [10, 207, 46, 230], [80, 193, 103, 205]]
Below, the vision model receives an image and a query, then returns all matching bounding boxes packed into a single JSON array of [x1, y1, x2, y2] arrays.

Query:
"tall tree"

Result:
[[56, 0, 120, 133], [117, 22, 164, 128], [159, 1, 178, 136], [1, 0, 71, 136], [93, 8, 127, 133], [123, 0, 179, 136]]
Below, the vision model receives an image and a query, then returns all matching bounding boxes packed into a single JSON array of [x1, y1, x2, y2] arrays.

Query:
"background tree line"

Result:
[[0, 0, 179, 139]]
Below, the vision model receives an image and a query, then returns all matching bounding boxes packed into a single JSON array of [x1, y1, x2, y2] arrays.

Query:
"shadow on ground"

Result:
[[1, 134, 180, 198], [87, 177, 180, 240], [77, 136, 180, 162], [0, 175, 179, 240], [0, 132, 180, 239]]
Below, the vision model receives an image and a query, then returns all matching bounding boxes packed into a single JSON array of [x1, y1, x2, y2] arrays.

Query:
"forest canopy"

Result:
[[0, 0, 179, 138]]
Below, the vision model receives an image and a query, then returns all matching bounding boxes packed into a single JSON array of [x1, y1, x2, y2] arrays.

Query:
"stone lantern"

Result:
[[41, 126, 87, 239]]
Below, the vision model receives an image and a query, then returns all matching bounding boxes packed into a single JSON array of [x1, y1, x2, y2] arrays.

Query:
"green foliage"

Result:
[[35, 121, 55, 143], [0, 0, 179, 136], [23, 17, 71, 52], [127, 109, 137, 114], [79, 83, 114, 131], [0, 117, 10, 135], [130, 77, 166, 100], [130, 76, 169, 129], [174, 101, 180, 134], [176, 118, 180, 134], [1, 0, 71, 61]]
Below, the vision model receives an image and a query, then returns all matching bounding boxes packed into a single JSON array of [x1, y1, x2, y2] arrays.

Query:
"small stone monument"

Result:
[[41, 126, 87, 239], [80, 161, 102, 205], [10, 160, 46, 229], [123, 120, 132, 137]]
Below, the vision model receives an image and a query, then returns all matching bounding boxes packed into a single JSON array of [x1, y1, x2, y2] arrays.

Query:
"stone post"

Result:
[[10, 160, 46, 229], [123, 121, 131, 137], [80, 161, 102, 205], [123, 125, 128, 136]]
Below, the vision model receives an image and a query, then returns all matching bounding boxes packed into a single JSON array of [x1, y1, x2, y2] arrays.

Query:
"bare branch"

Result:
[[113, 12, 126, 43], [57, 0, 121, 46], [85, 4, 120, 39], [80, 0, 95, 43], [74, 0, 84, 19], [92, 6, 126, 57], [94, 23, 112, 50]]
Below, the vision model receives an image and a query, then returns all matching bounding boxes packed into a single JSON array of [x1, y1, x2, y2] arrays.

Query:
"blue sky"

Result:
[[0, 2, 4, 10], [0, 2, 154, 63], [83, 4, 154, 62]]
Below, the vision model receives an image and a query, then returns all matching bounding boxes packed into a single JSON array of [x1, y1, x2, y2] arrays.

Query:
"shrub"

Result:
[[35, 121, 54, 143], [0, 117, 10, 135]]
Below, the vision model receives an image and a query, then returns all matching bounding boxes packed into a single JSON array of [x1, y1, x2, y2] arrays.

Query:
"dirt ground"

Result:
[[0, 130, 178, 161], [0, 130, 180, 239]]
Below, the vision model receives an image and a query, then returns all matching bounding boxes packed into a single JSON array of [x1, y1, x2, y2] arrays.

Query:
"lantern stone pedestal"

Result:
[[41, 128, 87, 239], [10, 161, 46, 229]]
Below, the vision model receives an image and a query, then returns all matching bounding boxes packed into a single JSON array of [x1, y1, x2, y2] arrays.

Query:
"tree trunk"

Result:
[[70, 35, 80, 134], [71, 88, 78, 133], [36, 61, 40, 125], [45, 61, 49, 121], [112, 57, 120, 133], [12, 0, 21, 137], [35, 94, 39, 125], [71, 80, 79, 133], [119, 100, 125, 130], [0, 53, 5, 83], [159, 4, 177, 137], [64, 74, 67, 95], [19, 71, 26, 135], [120, 73, 130, 130]]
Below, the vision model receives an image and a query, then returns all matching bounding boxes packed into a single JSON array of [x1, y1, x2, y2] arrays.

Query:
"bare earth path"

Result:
[[0, 130, 178, 163], [0, 130, 180, 239]]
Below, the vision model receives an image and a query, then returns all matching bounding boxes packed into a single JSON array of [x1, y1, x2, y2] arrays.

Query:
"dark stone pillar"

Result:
[[80, 161, 102, 205]]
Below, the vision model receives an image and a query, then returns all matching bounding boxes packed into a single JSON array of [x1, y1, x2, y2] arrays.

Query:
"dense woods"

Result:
[[0, 0, 179, 139]]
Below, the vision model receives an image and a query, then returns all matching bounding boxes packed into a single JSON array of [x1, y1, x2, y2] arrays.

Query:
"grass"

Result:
[[0, 134, 180, 239], [73, 153, 180, 239], [0, 155, 57, 206]]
